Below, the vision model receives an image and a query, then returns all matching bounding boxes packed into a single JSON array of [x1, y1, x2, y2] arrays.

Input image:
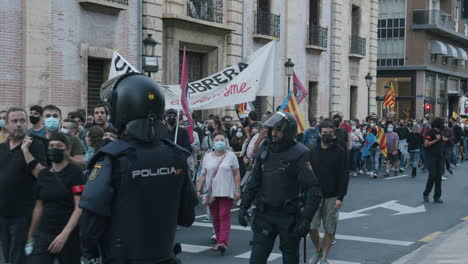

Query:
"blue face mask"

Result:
[[44, 117, 60, 131], [0, 120, 5, 128], [214, 141, 226, 151]]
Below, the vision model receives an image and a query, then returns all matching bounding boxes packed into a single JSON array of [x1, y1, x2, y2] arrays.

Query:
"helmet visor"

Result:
[[264, 111, 288, 130]]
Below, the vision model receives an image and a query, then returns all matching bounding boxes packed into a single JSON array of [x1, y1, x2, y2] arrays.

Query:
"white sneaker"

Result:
[[352, 172, 358, 177], [367, 171, 372, 176], [358, 170, 364, 174], [308, 251, 323, 264], [442, 176, 447, 180]]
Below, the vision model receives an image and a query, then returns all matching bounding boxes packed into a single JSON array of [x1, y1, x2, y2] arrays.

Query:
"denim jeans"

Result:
[[409, 150, 421, 168], [452, 144, 458, 164], [350, 148, 361, 172], [399, 140, 408, 168], [366, 147, 381, 174], [421, 148, 428, 169]]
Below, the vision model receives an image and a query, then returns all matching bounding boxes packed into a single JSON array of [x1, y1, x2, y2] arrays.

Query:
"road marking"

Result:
[[191, 222, 413, 246], [180, 244, 212, 253], [339, 200, 425, 220], [418, 231, 442, 242], [385, 174, 408, 180], [195, 208, 240, 219], [462, 216, 468, 221], [235, 251, 282, 261], [192, 221, 251, 231], [332, 234, 413, 246]]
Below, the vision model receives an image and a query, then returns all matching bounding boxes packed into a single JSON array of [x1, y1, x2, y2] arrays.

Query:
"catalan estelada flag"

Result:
[[383, 83, 396, 108], [279, 91, 308, 133]]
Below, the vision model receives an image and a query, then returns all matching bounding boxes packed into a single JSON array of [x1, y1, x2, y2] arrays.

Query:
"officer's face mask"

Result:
[[48, 148, 65, 163], [44, 117, 60, 131], [214, 141, 226, 151]]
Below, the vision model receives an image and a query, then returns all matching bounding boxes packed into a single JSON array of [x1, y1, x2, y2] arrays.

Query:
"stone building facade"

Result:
[[0, 0, 377, 122], [0, 0, 139, 116]]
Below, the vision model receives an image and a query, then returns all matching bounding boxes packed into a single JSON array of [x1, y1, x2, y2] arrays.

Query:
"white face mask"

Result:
[[387, 127, 393, 133], [370, 123, 375, 128], [423, 120, 428, 124], [351, 126, 356, 130]]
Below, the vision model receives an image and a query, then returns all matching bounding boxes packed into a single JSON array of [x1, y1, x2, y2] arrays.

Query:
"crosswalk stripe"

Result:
[[191, 222, 413, 246], [235, 251, 282, 261], [180, 244, 212, 253]]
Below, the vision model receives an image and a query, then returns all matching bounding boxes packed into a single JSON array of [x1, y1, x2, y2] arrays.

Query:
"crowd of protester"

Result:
[[0, 101, 467, 263]]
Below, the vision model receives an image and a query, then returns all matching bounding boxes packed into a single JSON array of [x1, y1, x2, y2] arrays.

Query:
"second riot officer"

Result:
[[79, 73, 199, 264], [238, 111, 322, 264]]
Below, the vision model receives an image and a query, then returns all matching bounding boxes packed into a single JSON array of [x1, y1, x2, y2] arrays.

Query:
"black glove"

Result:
[[238, 207, 249, 227], [294, 218, 311, 238]]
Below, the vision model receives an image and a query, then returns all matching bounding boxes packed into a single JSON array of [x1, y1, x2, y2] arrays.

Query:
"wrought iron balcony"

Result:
[[187, 0, 223, 24], [350, 35, 366, 56], [308, 25, 328, 48], [254, 11, 280, 38]]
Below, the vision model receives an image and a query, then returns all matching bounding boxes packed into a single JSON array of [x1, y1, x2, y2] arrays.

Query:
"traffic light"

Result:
[[463, 0, 468, 20], [424, 103, 432, 113]]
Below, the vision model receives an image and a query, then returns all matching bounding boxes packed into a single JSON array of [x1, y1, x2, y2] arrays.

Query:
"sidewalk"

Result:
[[393, 220, 468, 264]]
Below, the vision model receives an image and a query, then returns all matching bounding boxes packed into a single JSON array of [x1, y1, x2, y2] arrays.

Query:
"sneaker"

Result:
[[442, 176, 447, 181], [399, 168, 404, 173], [384, 170, 390, 177], [308, 251, 323, 264], [202, 216, 212, 223], [352, 172, 358, 177], [367, 171, 372, 176], [358, 170, 364, 174], [434, 198, 444, 203], [332, 239, 337, 245]]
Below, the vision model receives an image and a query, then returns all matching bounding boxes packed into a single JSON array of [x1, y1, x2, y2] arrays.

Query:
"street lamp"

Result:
[[284, 58, 295, 93], [365, 72, 373, 115], [142, 34, 159, 77]]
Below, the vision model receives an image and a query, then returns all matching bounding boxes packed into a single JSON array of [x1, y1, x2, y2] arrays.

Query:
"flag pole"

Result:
[[174, 106, 181, 145]]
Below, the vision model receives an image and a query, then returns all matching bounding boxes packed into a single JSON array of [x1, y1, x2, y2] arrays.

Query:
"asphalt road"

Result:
[[1, 161, 467, 264], [176, 161, 468, 264]]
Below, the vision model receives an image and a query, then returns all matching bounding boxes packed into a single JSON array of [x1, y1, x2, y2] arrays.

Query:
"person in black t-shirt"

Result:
[[25, 133, 84, 264], [0, 107, 46, 264], [422, 118, 445, 203]]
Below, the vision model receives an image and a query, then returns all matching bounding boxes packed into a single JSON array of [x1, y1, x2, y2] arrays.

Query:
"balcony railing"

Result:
[[350, 35, 366, 56], [254, 11, 280, 38], [107, 0, 128, 4], [413, 9, 453, 30], [187, 0, 223, 24], [308, 25, 328, 48]]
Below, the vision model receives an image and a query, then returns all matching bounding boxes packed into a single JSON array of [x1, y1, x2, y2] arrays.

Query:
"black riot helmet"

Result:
[[100, 72, 168, 142], [264, 111, 298, 144]]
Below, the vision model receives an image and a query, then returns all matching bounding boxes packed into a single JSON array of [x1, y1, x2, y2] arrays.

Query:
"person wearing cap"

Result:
[[165, 108, 192, 155]]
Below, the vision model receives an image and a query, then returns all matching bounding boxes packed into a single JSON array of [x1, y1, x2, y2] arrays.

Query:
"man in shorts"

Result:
[[308, 119, 349, 264]]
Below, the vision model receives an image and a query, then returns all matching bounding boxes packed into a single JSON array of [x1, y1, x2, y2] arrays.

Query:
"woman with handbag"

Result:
[[196, 131, 241, 255], [23, 133, 84, 263]]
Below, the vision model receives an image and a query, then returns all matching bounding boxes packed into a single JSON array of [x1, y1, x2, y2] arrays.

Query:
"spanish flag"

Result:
[[383, 83, 396, 108], [367, 125, 388, 158], [279, 91, 308, 133]]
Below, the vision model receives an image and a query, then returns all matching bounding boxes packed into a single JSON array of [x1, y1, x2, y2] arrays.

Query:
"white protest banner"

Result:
[[161, 40, 278, 110], [460, 96, 468, 115], [109, 51, 139, 79]]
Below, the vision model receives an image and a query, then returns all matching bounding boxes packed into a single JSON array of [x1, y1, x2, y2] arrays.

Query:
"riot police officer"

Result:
[[238, 111, 321, 264], [79, 73, 199, 264]]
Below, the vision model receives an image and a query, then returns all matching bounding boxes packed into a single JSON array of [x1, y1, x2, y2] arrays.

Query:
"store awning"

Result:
[[456, 47, 468, 60], [446, 43, 458, 58], [431, 40, 448, 55]]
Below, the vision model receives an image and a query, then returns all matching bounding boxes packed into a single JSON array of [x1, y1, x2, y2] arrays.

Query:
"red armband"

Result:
[[71, 185, 85, 194]]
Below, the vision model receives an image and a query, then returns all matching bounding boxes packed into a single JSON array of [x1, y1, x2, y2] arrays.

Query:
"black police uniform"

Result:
[[239, 112, 321, 264], [79, 73, 199, 264], [423, 128, 444, 199]]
